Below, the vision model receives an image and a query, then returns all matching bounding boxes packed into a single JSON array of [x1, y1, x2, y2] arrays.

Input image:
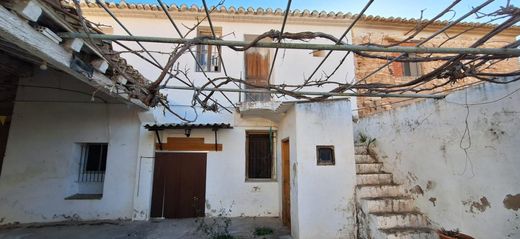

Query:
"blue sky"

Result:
[[120, 0, 518, 23]]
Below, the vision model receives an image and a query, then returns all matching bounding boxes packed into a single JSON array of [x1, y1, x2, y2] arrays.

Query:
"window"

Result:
[[196, 26, 222, 72], [316, 146, 335, 165], [401, 53, 422, 77], [246, 132, 275, 180], [78, 143, 108, 182]]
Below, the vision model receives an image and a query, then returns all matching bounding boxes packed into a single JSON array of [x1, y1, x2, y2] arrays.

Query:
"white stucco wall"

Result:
[[0, 69, 142, 224], [84, 10, 359, 232], [133, 111, 282, 220], [293, 100, 356, 239], [84, 12, 356, 108], [355, 81, 520, 238], [277, 105, 299, 237]]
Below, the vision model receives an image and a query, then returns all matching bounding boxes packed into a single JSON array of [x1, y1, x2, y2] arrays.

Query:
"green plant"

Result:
[[358, 132, 368, 143], [196, 201, 235, 239], [254, 227, 274, 236]]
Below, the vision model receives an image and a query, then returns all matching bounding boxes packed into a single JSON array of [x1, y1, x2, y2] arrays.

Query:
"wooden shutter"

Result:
[[244, 35, 271, 101]]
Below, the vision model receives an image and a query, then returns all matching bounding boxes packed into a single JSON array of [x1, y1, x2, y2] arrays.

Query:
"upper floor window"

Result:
[[401, 53, 422, 77], [196, 26, 222, 72]]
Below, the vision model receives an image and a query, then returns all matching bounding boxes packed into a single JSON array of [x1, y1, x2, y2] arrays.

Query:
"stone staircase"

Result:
[[355, 145, 438, 239]]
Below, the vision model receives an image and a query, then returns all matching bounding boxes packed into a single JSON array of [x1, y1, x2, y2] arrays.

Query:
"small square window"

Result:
[[316, 146, 335, 166]]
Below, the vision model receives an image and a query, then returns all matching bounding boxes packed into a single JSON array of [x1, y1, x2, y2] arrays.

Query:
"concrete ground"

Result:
[[0, 217, 290, 239]]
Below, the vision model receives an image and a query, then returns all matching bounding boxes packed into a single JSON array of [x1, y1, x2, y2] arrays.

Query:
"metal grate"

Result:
[[77, 143, 108, 183]]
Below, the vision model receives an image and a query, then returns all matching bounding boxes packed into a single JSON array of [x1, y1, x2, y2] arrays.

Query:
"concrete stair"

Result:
[[354, 145, 437, 239]]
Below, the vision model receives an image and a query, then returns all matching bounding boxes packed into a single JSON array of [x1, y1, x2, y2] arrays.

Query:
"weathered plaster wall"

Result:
[[355, 81, 520, 238], [0, 69, 142, 224], [293, 100, 356, 239], [352, 25, 520, 117]]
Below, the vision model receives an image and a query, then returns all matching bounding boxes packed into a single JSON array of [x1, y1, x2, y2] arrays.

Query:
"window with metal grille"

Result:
[[78, 143, 108, 182], [246, 132, 275, 180], [196, 26, 222, 72], [316, 145, 335, 166]]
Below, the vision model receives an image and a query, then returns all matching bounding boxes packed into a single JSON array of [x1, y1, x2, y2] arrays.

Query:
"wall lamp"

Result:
[[184, 128, 192, 137]]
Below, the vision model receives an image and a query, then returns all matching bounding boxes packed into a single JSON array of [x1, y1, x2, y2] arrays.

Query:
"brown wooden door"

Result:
[[151, 153, 207, 218], [244, 34, 270, 102], [282, 139, 291, 228]]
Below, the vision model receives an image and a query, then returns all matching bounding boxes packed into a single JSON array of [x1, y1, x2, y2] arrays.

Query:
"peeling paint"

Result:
[[503, 194, 520, 211], [406, 172, 418, 183], [429, 197, 437, 207], [463, 197, 491, 213], [426, 181, 435, 191], [409, 185, 424, 196]]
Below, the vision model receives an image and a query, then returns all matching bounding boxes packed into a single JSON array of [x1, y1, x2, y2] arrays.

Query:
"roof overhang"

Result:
[[0, 3, 148, 109], [144, 123, 233, 131]]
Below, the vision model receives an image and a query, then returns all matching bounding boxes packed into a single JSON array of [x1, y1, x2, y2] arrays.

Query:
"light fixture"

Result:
[[39, 61, 48, 70], [184, 128, 191, 138]]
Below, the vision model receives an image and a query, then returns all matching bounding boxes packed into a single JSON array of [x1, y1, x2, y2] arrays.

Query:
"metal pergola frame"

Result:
[[58, 32, 520, 57]]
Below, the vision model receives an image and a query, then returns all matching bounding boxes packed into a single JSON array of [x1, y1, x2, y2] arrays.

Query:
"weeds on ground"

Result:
[[196, 201, 235, 239], [254, 227, 274, 238]]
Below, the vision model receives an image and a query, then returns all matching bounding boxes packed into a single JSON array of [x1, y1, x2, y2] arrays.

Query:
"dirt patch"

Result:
[[503, 194, 520, 211]]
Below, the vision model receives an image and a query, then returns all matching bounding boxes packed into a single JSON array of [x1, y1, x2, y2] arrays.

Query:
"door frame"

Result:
[[281, 138, 291, 229]]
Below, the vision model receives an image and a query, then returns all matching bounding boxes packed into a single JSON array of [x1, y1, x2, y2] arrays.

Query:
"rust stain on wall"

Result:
[[503, 194, 520, 211]]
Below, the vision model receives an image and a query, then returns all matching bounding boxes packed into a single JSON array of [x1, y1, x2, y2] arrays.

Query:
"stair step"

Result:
[[356, 163, 384, 174], [370, 211, 422, 216], [381, 227, 436, 239], [365, 198, 416, 213], [355, 145, 369, 155], [375, 213, 430, 230], [358, 185, 404, 199], [355, 154, 377, 163], [357, 173, 393, 185]]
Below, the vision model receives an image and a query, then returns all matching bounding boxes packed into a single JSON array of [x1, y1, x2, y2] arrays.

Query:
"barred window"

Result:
[[246, 131, 275, 180], [78, 143, 108, 183]]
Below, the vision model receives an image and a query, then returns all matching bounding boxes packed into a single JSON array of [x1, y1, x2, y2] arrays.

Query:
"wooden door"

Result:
[[151, 153, 207, 218], [281, 139, 291, 228], [244, 34, 270, 102]]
